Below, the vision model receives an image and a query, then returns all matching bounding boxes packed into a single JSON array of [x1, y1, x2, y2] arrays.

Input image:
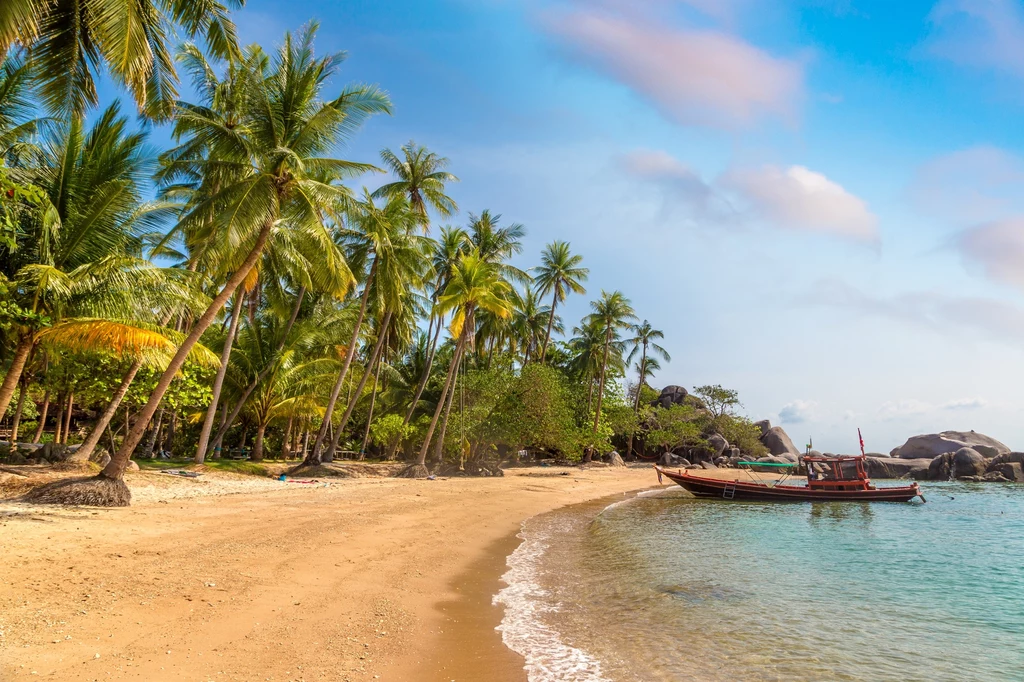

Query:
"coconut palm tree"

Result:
[[469, 210, 529, 284], [410, 250, 512, 474], [534, 241, 587, 363], [0, 0, 243, 120], [54, 25, 392, 504], [624, 321, 669, 457], [586, 290, 636, 435], [371, 142, 458, 224]]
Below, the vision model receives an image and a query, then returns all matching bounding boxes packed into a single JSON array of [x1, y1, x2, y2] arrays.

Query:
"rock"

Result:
[[654, 385, 689, 409], [990, 462, 1024, 482], [708, 434, 729, 459], [659, 452, 688, 467], [126, 460, 140, 472], [761, 426, 801, 461], [728, 447, 741, 459], [754, 420, 772, 437], [986, 452, 1024, 469], [39, 442, 71, 463], [605, 450, 625, 467], [952, 447, 987, 477], [865, 456, 932, 479], [891, 431, 1010, 460], [700, 461, 718, 470]]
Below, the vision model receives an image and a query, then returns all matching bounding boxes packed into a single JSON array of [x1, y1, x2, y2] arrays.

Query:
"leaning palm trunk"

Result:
[[209, 287, 306, 457], [416, 321, 470, 468], [0, 334, 34, 419], [432, 356, 461, 464], [10, 381, 28, 443], [71, 358, 144, 462], [101, 218, 275, 486], [324, 312, 392, 462], [593, 327, 612, 433], [62, 393, 74, 443], [386, 313, 444, 460], [32, 391, 49, 443], [195, 291, 244, 463], [540, 295, 558, 363], [626, 346, 647, 459], [358, 348, 384, 459], [310, 265, 376, 463]]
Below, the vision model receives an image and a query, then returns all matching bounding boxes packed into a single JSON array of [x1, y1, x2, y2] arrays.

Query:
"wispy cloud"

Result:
[[924, 0, 1024, 77], [878, 397, 987, 420], [957, 217, 1024, 289], [722, 165, 879, 244], [540, 3, 804, 129], [909, 146, 1024, 224], [779, 399, 816, 424], [620, 151, 879, 243]]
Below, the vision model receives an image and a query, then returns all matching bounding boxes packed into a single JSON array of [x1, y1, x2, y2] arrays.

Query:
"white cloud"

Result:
[[541, 5, 803, 129], [957, 217, 1024, 289], [779, 399, 816, 424], [878, 397, 988, 420], [721, 165, 880, 243], [943, 397, 988, 410], [909, 146, 1024, 224], [925, 0, 1024, 77]]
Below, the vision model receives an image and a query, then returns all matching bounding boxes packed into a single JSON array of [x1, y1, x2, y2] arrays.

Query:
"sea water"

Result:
[[494, 483, 1024, 681]]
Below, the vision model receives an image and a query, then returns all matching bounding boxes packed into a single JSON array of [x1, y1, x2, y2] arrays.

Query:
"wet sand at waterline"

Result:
[[0, 465, 664, 681]]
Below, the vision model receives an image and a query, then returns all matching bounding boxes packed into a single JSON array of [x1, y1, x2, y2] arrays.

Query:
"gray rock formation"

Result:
[[754, 420, 772, 437], [864, 457, 932, 479], [890, 431, 1009, 460], [708, 434, 729, 459], [988, 462, 1024, 482], [953, 447, 987, 477], [761, 426, 801, 462], [655, 385, 689, 409]]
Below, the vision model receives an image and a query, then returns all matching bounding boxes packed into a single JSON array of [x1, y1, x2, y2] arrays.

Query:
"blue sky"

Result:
[[142, 0, 1024, 452]]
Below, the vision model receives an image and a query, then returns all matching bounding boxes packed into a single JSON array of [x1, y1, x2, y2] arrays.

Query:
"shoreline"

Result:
[[0, 465, 657, 681]]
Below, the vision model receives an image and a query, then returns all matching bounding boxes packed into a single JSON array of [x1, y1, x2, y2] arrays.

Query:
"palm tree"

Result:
[[624, 320, 669, 458], [586, 290, 636, 436], [469, 210, 529, 284], [534, 241, 587, 363], [371, 142, 458, 224], [410, 250, 512, 474], [0, 0, 243, 120], [66, 25, 391, 503]]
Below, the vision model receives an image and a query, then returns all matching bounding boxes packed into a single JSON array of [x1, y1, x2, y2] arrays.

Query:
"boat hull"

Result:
[[656, 467, 923, 502]]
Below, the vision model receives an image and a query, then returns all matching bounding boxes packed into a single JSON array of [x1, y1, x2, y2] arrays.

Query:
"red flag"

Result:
[[858, 428, 865, 456]]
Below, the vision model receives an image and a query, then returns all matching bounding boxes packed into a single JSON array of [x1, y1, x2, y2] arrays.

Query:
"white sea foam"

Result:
[[493, 522, 610, 682]]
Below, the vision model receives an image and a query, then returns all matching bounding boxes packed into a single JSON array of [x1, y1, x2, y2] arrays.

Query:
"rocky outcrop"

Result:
[[928, 447, 990, 480], [890, 431, 1009, 460], [708, 434, 729, 459], [654, 386, 688, 409], [754, 420, 772, 437], [659, 452, 689, 467], [761, 427, 801, 462], [865, 456, 932, 480]]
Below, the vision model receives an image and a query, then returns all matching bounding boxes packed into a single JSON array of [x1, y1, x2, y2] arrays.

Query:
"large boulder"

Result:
[[865, 457, 932, 479], [761, 426, 801, 462], [708, 434, 729, 459], [754, 420, 772, 437], [986, 452, 1024, 470], [654, 385, 688, 409], [987, 462, 1024, 482], [891, 431, 1009, 460], [953, 447, 987, 478]]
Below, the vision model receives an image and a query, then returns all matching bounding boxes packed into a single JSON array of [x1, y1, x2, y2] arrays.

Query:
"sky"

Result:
[[127, 0, 1024, 453]]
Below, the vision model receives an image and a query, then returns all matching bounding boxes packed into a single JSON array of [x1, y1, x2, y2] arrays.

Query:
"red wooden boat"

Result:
[[655, 454, 925, 503]]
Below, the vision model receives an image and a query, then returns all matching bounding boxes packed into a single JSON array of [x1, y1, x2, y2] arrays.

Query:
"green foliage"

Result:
[[693, 384, 741, 418], [0, 165, 44, 251], [715, 415, 768, 459], [648, 404, 707, 453], [370, 413, 413, 450], [489, 364, 586, 459]]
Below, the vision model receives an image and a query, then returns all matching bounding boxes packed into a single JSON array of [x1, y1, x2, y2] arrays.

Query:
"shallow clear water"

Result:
[[495, 483, 1024, 682]]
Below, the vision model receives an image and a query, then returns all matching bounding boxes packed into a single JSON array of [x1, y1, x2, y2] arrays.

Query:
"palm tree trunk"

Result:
[[626, 345, 647, 459], [310, 264, 376, 463], [359, 349, 384, 459], [142, 407, 165, 458], [283, 415, 293, 459], [586, 372, 594, 416], [593, 326, 612, 433], [0, 334, 34, 419], [103, 216, 275, 481], [71, 358, 144, 462], [62, 392, 74, 443], [209, 287, 306, 459], [252, 423, 266, 462], [324, 312, 392, 462], [417, 323, 469, 467], [386, 312, 443, 460], [195, 291, 243, 463], [10, 380, 27, 443], [540, 295, 558, 362], [432, 354, 460, 464], [32, 390, 49, 443], [53, 393, 64, 444]]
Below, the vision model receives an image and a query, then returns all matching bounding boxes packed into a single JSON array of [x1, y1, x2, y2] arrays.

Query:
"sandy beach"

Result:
[[0, 465, 658, 681]]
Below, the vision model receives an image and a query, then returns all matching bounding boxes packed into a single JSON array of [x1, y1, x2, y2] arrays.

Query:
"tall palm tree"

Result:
[[0, 0, 243, 120], [624, 320, 669, 458], [371, 142, 458, 224], [534, 241, 587, 363], [586, 290, 636, 435], [79, 25, 390, 503], [411, 250, 512, 473], [469, 210, 529, 284]]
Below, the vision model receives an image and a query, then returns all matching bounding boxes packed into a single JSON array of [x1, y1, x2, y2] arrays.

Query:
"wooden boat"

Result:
[[655, 454, 925, 503]]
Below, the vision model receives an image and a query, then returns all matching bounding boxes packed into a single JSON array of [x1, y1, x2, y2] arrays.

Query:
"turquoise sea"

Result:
[[495, 483, 1024, 682]]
